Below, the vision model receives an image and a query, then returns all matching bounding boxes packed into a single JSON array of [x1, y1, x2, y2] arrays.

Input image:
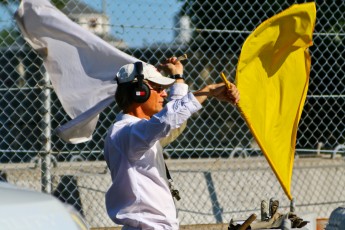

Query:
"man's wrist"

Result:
[[170, 74, 184, 80]]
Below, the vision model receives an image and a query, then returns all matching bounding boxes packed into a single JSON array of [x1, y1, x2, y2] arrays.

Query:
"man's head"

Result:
[[115, 62, 175, 117]]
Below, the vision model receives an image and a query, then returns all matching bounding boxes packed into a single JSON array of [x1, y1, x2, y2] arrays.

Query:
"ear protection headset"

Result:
[[131, 62, 151, 103]]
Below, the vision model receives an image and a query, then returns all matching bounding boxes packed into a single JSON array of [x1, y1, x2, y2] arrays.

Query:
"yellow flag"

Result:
[[235, 3, 316, 200]]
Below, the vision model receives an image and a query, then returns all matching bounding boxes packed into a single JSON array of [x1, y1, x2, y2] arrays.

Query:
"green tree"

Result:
[[0, 28, 20, 46], [179, 0, 315, 52], [0, 0, 68, 46]]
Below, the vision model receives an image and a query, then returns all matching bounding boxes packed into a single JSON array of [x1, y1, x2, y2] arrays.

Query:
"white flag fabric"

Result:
[[15, 0, 139, 143]]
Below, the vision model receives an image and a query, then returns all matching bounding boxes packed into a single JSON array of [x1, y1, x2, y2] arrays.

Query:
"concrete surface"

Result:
[[0, 156, 343, 229]]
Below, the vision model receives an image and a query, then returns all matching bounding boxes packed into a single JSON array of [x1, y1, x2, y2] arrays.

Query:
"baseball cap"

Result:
[[116, 62, 175, 86]]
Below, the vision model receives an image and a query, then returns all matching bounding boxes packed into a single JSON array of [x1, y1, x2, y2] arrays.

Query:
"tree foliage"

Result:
[[0, 0, 67, 47], [179, 0, 320, 53], [0, 28, 20, 46]]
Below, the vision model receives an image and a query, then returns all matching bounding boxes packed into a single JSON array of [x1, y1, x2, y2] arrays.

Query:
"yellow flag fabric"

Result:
[[235, 3, 316, 200]]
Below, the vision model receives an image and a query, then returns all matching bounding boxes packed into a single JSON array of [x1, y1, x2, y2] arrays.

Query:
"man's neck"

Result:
[[126, 105, 150, 119]]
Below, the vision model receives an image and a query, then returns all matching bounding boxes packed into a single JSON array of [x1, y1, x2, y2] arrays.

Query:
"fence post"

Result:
[[41, 71, 52, 193]]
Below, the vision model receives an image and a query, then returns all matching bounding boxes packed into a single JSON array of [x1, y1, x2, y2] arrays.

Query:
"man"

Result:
[[104, 57, 240, 229]]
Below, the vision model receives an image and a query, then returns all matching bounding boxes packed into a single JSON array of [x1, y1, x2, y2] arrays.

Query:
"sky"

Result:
[[83, 0, 184, 48], [0, 0, 184, 48]]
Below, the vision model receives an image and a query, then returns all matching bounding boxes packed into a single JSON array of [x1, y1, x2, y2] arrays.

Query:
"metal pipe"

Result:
[[41, 71, 52, 193], [332, 144, 345, 159]]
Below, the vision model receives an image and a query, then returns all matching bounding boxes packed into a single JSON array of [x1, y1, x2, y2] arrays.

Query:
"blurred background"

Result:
[[0, 0, 344, 228]]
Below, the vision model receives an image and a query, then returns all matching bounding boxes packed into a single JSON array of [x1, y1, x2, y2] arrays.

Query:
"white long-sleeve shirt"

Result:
[[104, 83, 202, 229]]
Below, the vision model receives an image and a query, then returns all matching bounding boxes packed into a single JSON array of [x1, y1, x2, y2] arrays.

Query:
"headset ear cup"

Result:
[[132, 82, 150, 103]]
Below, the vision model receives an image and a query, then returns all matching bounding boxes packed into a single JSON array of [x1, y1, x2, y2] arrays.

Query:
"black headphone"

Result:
[[131, 62, 151, 103]]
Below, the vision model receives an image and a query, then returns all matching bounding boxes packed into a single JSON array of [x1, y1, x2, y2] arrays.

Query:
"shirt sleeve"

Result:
[[160, 82, 189, 147], [155, 92, 202, 130], [168, 82, 189, 100], [115, 92, 202, 160], [159, 122, 187, 147]]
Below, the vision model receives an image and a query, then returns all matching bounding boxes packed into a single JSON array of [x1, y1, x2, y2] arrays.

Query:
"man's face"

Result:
[[140, 81, 168, 117]]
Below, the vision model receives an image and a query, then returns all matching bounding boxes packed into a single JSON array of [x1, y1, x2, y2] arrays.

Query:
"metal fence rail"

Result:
[[1, 0, 344, 228]]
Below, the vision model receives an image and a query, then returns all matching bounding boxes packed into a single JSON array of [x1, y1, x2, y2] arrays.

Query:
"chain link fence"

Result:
[[1, 0, 345, 228]]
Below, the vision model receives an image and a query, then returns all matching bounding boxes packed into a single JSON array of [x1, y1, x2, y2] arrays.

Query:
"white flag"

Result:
[[15, 0, 139, 143]]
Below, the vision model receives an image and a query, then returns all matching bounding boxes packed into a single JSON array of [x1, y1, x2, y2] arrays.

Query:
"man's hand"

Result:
[[158, 57, 184, 76], [194, 82, 240, 105], [208, 83, 240, 105]]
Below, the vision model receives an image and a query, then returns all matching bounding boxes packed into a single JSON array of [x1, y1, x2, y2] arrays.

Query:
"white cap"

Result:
[[116, 62, 175, 86]]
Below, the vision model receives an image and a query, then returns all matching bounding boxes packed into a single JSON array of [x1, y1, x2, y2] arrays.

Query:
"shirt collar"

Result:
[[116, 113, 142, 122]]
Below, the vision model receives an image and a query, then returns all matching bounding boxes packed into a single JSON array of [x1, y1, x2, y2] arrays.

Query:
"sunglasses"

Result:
[[147, 84, 167, 93]]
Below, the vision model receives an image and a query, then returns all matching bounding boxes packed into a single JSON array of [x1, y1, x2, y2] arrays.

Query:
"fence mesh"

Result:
[[1, 0, 345, 228]]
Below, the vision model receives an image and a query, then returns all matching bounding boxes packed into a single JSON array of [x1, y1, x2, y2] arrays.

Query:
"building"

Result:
[[60, 0, 128, 49]]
